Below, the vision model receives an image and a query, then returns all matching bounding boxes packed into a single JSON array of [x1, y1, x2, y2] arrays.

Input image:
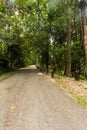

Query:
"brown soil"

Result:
[[55, 75, 87, 109]]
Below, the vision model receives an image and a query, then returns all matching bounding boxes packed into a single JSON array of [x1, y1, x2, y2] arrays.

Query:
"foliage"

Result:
[[0, 0, 86, 78]]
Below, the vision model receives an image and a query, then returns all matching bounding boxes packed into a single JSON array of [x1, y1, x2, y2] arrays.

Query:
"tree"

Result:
[[79, 0, 87, 77], [64, 0, 72, 75], [0, 0, 86, 78]]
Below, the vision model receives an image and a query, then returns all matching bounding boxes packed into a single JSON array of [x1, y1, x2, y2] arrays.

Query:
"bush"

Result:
[[0, 66, 8, 75], [79, 75, 86, 80]]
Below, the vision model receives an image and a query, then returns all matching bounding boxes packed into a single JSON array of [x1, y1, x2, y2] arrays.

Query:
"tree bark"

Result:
[[64, 5, 71, 75], [80, 1, 87, 77], [83, 22, 87, 77]]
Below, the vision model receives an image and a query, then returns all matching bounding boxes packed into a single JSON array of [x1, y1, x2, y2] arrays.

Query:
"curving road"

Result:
[[0, 65, 87, 130]]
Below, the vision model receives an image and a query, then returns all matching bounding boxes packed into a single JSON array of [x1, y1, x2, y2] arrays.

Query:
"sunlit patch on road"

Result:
[[37, 73, 43, 76], [29, 65, 37, 70]]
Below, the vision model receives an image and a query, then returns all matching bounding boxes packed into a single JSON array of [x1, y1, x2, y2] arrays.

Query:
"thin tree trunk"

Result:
[[37, 0, 40, 28], [83, 21, 87, 77], [45, 48, 49, 73], [64, 5, 71, 75]]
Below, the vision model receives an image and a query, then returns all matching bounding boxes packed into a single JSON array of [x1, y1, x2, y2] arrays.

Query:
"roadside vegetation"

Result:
[[0, 72, 14, 81], [55, 74, 87, 109], [0, 0, 87, 76]]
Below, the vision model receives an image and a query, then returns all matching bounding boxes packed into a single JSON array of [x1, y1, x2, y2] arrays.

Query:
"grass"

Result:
[[0, 66, 17, 81], [69, 91, 87, 108], [0, 72, 14, 81], [74, 95, 87, 108], [55, 74, 87, 109]]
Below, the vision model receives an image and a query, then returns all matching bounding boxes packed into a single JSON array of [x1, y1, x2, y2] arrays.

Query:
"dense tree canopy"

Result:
[[0, 0, 87, 78]]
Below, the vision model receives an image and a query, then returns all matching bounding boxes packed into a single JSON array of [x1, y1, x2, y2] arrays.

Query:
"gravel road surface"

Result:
[[0, 65, 87, 130]]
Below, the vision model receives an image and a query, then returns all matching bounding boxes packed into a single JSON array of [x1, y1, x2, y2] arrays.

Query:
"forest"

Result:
[[0, 0, 87, 79]]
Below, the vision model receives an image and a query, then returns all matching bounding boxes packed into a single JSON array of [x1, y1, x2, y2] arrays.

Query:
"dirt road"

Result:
[[0, 65, 87, 130]]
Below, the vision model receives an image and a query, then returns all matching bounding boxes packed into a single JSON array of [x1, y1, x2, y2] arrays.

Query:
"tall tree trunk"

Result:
[[79, 0, 87, 77], [37, 0, 40, 28], [64, 5, 71, 75], [83, 19, 87, 77]]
